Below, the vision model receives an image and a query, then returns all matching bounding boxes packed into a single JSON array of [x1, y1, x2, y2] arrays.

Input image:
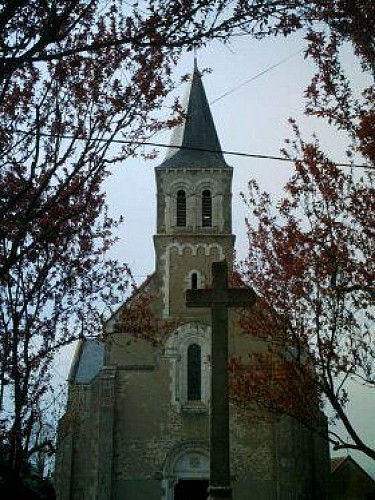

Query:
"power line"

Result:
[[210, 49, 303, 105], [8, 48, 372, 170], [14, 130, 371, 169]]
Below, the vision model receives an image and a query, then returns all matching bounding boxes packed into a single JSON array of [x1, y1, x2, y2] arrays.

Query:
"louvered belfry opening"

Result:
[[202, 189, 212, 227], [176, 189, 186, 226]]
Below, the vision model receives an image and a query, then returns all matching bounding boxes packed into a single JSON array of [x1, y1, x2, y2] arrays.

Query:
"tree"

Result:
[[2, 0, 373, 482], [3, 0, 310, 481], [237, 160, 374, 459], [0, 160, 131, 470], [4, 0, 284, 477], [0, 0, 244, 478], [1, 0, 256, 480], [234, 4, 374, 461]]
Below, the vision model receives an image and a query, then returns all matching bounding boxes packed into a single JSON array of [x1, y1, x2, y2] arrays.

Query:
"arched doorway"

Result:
[[162, 443, 209, 500]]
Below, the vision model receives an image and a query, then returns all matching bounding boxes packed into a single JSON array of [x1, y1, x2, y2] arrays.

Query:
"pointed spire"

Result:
[[159, 61, 228, 169]]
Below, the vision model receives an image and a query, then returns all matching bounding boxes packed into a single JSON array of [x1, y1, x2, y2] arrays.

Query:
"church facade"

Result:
[[55, 64, 329, 500]]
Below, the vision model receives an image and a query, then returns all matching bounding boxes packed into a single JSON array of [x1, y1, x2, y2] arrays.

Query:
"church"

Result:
[[55, 63, 329, 500]]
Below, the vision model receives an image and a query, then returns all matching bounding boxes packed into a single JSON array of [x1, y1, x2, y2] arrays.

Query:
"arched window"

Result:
[[176, 190, 186, 226], [166, 323, 210, 409], [187, 344, 201, 400], [191, 272, 198, 290], [202, 190, 212, 227]]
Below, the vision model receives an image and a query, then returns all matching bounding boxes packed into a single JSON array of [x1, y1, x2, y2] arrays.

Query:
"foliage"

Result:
[[236, 2, 374, 460], [237, 160, 374, 454], [113, 273, 182, 346], [0, 0, 232, 474], [1, 0, 373, 478], [0, 0, 281, 474]]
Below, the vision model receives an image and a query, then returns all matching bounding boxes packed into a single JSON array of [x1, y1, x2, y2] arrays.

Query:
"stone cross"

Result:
[[186, 260, 256, 500]]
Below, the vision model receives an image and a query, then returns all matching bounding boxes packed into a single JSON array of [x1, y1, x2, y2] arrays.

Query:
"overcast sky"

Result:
[[56, 32, 374, 478]]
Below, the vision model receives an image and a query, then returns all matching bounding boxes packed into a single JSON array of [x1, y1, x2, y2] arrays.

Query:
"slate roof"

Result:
[[158, 60, 229, 169], [331, 455, 375, 483], [331, 456, 348, 473], [68, 338, 104, 384]]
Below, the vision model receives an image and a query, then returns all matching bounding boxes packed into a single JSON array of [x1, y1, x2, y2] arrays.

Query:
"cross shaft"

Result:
[[186, 260, 256, 500]]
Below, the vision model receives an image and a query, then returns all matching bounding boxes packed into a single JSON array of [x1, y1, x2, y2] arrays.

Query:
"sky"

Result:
[[56, 31, 374, 478], [105, 33, 370, 273]]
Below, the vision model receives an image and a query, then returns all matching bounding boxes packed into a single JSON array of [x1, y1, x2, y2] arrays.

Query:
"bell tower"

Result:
[[154, 62, 235, 318]]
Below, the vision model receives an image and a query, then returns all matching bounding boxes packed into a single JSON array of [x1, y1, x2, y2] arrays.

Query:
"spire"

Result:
[[159, 62, 228, 168]]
